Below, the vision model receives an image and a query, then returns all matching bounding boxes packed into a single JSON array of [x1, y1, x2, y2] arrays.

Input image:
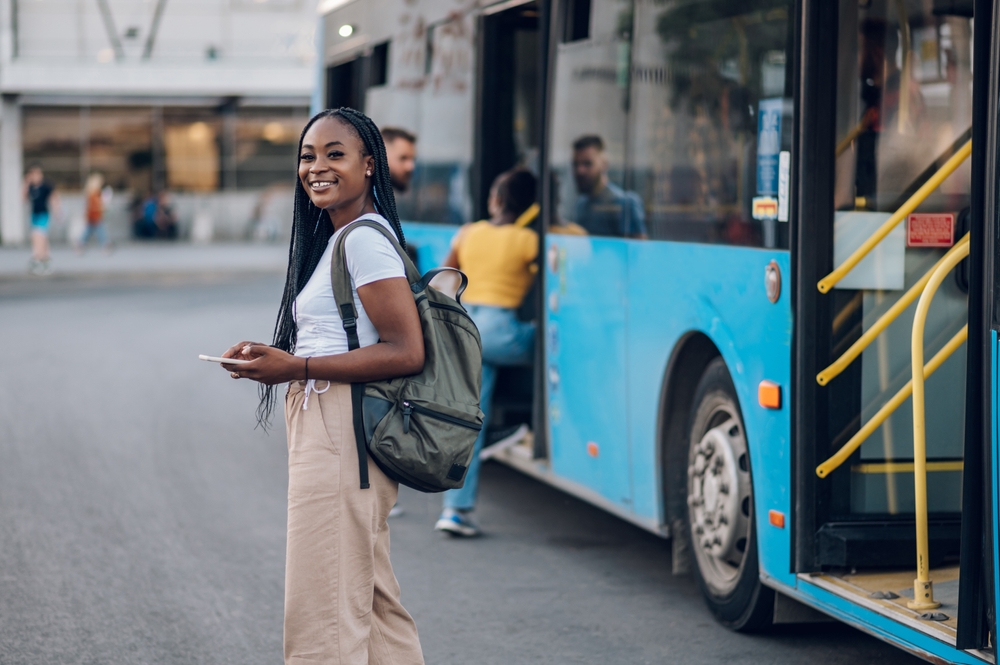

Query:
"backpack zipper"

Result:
[[401, 401, 482, 434]]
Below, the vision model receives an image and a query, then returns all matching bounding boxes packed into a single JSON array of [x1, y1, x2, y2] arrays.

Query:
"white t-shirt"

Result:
[[294, 214, 406, 358]]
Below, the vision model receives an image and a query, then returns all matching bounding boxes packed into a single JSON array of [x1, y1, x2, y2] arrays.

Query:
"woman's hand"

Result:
[[223, 345, 305, 386], [221, 340, 268, 362]]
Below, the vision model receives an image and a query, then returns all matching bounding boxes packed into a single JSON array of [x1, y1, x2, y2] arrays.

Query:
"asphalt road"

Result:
[[0, 275, 925, 664]]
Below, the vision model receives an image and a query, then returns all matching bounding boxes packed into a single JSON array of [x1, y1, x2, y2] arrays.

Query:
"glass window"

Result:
[[161, 109, 221, 192], [627, 0, 794, 247], [235, 107, 309, 189], [833, 5, 972, 212], [825, 0, 973, 517], [363, 8, 475, 225], [22, 107, 82, 190], [87, 107, 154, 193], [548, 0, 639, 238]]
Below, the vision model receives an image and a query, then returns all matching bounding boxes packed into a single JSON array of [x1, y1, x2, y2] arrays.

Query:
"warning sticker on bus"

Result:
[[906, 213, 955, 248], [752, 196, 778, 220]]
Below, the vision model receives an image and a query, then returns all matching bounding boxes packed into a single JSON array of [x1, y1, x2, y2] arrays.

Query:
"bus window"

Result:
[[549, 0, 646, 239], [825, 0, 970, 530], [327, 5, 476, 226], [627, 0, 794, 248]]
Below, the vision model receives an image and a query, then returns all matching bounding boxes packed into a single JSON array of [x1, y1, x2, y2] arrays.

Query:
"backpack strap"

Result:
[[410, 267, 469, 306], [329, 218, 417, 490]]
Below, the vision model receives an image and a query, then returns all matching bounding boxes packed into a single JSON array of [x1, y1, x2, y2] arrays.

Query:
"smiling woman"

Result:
[[219, 108, 425, 665]]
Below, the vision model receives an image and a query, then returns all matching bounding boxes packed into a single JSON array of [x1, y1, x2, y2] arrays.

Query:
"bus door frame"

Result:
[[473, 0, 542, 219], [791, 0, 838, 574], [472, 0, 554, 458], [792, 0, 998, 645], [960, 0, 1000, 648]]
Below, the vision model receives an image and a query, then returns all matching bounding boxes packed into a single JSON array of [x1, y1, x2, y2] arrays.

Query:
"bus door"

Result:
[[796, 0, 994, 648], [979, 0, 1000, 646], [472, 1, 543, 441]]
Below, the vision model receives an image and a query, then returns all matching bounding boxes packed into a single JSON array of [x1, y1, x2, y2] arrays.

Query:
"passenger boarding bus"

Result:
[[317, 0, 1000, 660]]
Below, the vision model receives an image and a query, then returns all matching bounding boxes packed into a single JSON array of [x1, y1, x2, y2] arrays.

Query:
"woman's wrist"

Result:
[[303, 356, 310, 382]]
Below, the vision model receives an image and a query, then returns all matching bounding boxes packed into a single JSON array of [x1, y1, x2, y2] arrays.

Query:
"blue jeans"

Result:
[[443, 304, 534, 511], [80, 223, 108, 247]]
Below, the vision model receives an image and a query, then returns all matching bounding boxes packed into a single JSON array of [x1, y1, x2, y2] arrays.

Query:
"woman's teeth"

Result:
[[311, 181, 333, 189]]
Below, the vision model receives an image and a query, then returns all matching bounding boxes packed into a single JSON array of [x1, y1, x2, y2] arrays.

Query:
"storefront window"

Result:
[[235, 107, 308, 188], [87, 107, 154, 193], [162, 109, 221, 192], [21, 104, 306, 194], [22, 108, 82, 190]]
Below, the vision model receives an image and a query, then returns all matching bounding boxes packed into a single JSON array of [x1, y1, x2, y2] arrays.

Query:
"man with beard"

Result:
[[571, 135, 647, 239], [381, 127, 418, 194]]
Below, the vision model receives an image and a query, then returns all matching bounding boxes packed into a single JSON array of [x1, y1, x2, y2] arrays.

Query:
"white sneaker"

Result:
[[479, 423, 530, 461], [434, 508, 480, 537], [388, 503, 404, 518]]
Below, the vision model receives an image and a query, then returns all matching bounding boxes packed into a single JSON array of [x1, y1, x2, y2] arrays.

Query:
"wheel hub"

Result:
[[688, 416, 752, 596]]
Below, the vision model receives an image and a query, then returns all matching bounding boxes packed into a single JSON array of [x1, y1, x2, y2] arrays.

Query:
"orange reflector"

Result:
[[769, 510, 785, 529], [758, 380, 782, 409], [587, 441, 599, 457]]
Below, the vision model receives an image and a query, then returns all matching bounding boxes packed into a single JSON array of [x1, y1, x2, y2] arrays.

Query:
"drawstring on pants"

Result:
[[302, 379, 331, 411]]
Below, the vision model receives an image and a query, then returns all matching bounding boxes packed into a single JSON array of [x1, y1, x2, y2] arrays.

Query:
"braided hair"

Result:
[[256, 107, 407, 427]]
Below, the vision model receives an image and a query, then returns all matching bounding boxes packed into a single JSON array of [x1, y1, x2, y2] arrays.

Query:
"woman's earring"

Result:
[[366, 170, 372, 176]]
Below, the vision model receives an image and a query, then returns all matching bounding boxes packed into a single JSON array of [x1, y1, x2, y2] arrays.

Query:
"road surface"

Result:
[[0, 274, 923, 664]]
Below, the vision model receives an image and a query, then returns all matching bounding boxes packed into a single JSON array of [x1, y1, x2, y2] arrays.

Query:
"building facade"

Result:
[[0, 0, 317, 245]]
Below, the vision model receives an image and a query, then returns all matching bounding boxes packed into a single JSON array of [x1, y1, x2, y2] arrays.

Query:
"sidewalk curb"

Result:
[[0, 269, 285, 296]]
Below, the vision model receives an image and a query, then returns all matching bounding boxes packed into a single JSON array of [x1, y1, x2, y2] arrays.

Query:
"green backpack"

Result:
[[330, 220, 484, 492]]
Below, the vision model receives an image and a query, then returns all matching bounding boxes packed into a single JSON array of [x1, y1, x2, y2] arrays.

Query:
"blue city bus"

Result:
[[318, 0, 999, 659]]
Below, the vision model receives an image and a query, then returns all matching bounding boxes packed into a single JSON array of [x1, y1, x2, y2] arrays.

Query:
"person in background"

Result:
[[23, 165, 60, 275], [134, 191, 178, 239], [133, 192, 157, 238], [154, 191, 179, 239], [547, 170, 587, 236], [434, 168, 539, 537], [381, 127, 417, 194], [78, 173, 112, 253], [571, 135, 647, 238]]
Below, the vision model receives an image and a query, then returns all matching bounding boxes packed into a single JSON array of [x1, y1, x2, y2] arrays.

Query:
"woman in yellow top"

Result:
[[434, 168, 538, 537]]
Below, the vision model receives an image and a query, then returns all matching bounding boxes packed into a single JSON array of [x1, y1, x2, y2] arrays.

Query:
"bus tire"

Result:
[[686, 357, 773, 632]]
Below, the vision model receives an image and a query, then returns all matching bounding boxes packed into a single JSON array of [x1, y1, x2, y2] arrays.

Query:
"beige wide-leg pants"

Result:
[[284, 380, 424, 665]]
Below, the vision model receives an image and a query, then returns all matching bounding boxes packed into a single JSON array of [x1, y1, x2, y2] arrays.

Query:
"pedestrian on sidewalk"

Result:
[[23, 165, 60, 275], [77, 173, 112, 253], [219, 108, 424, 665], [434, 167, 539, 538]]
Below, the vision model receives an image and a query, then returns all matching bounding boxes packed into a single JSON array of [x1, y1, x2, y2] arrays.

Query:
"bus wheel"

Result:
[[686, 358, 773, 631]]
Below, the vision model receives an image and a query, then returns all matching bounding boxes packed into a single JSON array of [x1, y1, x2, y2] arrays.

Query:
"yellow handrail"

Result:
[[907, 240, 969, 610], [835, 113, 872, 157], [816, 233, 970, 385], [815, 324, 967, 478], [817, 139, 972, 293]]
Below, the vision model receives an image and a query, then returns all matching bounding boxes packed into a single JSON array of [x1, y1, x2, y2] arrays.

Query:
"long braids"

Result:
[[256, 107, 406, 428]]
